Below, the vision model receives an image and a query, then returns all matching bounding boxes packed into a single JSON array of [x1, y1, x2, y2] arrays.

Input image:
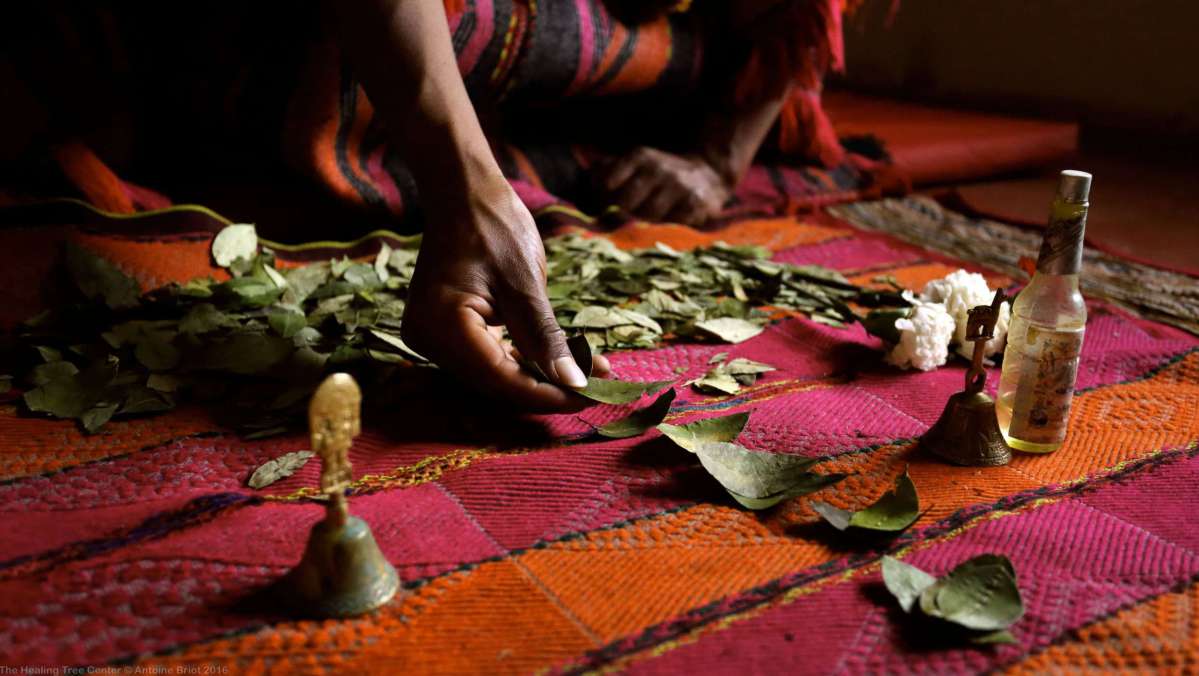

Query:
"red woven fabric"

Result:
[[0, 196, 1196, 672]]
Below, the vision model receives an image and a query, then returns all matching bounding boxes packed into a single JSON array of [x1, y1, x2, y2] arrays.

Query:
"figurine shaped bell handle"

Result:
[[282, 373, 400, 617]]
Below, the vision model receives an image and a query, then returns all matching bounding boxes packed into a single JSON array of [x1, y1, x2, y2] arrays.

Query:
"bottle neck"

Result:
[[1040, 197, 1088, 274], [1036, 198, 1087, 275]]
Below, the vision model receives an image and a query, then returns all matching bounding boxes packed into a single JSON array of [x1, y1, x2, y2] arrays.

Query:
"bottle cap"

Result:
[[1057, 170, 1092, 203]]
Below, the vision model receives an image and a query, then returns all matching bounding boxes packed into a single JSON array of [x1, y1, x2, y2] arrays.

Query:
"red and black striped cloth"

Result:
[[2, 1, 878, 229]]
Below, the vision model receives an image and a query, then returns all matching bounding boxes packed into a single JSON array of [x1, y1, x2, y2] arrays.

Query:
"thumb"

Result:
[[502, 288, 588, 390]]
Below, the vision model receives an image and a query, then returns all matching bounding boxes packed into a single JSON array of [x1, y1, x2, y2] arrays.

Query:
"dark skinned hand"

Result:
[[600, 146, 732, 226], [401, 175, 610, 412]]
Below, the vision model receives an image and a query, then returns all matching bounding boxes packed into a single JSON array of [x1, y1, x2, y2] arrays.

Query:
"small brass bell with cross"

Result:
[[920, 291, 1012, 467], [283, 373, 400, 617]]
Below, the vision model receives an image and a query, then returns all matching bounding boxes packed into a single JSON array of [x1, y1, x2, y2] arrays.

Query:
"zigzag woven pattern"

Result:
[[1, 206, 1197, 674]]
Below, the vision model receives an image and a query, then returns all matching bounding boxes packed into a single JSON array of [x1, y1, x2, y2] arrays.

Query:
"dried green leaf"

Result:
[[292, 326, 323, 348], [146, 373, 180, 392], [341, 262, 382, 289], [134, 334, 180, 372], [812, 468, 919, 533], [179, 303, 233, 335], [970, 630, 1018, 645], [247, 450, 315, 489], [919, 554, 1024, 632], [657, 412, 749, 453], [572, 306, 662, 333], [35, 346, 64, 363], [282, 263, 332, 304], [579, 377, 674, 405], [268, 307, 307, 339], [652, 242, 682, 258], [692, 370, 741, 395], [23, 356, 119, 424], [725, 358, 775, 376], [368, 329, 427, 362], [261, 262, 289, 289], [80, 402, 119, 433], [212, 224, 258, 268], [695, 317, 765, 344], [708, 352, 729, 365], [30, 360, 79, 386], [693, 441, 841, 509], [221, 276, 285, 307], [862, 308, 909, 345], [177, 278, 215, 298], [118, 385, 175, 414], [882, 556, 937, 613], [374, 242, 392, 282], [596, 388, 676, 439], [725, 472, 846, 510], [64, 241, 141, 309], [202, 334, 292, 374], [567, 334, 593, 378]]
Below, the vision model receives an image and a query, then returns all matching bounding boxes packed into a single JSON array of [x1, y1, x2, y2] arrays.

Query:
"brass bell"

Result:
[[282, 374, 400, 617], [921, 292, 1012, 467]]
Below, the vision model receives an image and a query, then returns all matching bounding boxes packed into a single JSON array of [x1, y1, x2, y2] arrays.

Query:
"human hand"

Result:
[[600, 147, 732, 225], [401, 175, 610, 412]]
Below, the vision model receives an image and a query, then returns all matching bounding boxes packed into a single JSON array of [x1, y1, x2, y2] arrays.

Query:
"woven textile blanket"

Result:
[[0, 200, 1197, 673]]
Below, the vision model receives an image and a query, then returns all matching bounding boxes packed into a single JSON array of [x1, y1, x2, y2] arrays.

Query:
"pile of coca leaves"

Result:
[[2, 224, 902, 437]]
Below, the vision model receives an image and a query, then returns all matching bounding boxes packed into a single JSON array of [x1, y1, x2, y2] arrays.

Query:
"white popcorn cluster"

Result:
[[920, 269, 1010, 359], [872, 270, 1010, 371], [883, 295, 957, 372]]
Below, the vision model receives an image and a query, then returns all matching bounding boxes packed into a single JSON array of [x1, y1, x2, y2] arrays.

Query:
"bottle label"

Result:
[[1008, 325, 1084, 445]]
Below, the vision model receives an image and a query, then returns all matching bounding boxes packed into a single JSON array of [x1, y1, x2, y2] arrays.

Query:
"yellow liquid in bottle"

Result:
[[995, 274, 1086, 453]]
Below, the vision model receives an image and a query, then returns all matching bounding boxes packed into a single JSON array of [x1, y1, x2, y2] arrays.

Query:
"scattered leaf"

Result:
[[725, 358, 775, 377], [567, 334, 594, 378], [35, 346, 64, 363], [80, 402, 119, 433], [595, 388, 676, 438], [247, 450, 315, 489], [692, 369, 741, 395], [268, 307, 308, 339], [202, 334, 292, 374], [146, 374, 180, 392], [64, 241, 141, 309], [179, 303, 233, 335], [30, 361, 79, 386], [579, 377, 674, 405], [812, 468, 919, 533], [970, 630, 1018, 645], [211, 224, 258, 268], [368, 329, 427, 362], [374, 242, 392, 282], [881, 556, 937, 613], [695, 317, 765, 344], [134, 334, 181, 372], [118, 385, 174, 414], [657, 412, 749, 453], [882, 554, 1025, 642], [693, 441, 843, 510], [919, 554, 1024, 631]]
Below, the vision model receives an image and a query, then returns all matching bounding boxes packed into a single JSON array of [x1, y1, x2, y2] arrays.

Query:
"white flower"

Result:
[[921, 269, 1010, 359], [884, 296, 956, 371]]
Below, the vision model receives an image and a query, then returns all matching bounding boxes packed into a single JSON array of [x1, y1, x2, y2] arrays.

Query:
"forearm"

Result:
[[332, 0, 505, 211], [698, 89, 786, 188]]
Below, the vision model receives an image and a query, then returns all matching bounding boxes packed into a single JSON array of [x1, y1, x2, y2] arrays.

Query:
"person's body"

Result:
[[0, 0, 850, 410]]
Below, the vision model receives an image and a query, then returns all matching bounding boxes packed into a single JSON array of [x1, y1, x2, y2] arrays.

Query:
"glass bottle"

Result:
[[996, 170, 1091, 453]]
